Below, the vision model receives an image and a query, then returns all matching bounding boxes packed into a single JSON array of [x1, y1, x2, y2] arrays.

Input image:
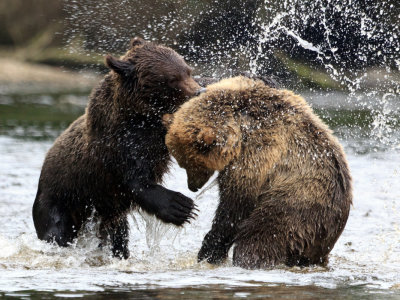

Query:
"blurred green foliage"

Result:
[[0, 0, 65, 46]]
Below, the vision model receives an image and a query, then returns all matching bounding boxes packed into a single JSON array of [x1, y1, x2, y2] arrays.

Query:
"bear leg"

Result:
[[198, 184, 258, 265], [198, 230, 232, 265], [100, 216, 130, 259], [233, 226, 287, 269], [231, 203, 291, 269], [232, 199, 335, 269], [33, 196, 78, 247]]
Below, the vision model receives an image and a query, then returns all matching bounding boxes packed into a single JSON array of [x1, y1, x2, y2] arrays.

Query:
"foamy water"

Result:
[[0, 130, 400, 293]]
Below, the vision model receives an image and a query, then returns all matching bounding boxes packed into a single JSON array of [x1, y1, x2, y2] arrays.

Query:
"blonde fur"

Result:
[[165, 76, 352, 269]]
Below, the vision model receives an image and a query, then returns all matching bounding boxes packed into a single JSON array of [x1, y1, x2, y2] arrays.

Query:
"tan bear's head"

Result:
[[163, 82, 244, 192]]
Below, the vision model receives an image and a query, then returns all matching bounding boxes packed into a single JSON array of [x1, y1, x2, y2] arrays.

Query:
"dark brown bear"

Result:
[[32, 38, 204, 259], [164, 76, 353, 269]]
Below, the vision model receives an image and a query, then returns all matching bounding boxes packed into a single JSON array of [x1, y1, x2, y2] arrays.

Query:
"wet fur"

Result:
[[164, 76, 353, 269], [32, 38, 201, 259]]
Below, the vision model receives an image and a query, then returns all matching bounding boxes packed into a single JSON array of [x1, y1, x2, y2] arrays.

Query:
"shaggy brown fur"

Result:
[[164, 76, 353, 269], [33, 38, 203, 259]]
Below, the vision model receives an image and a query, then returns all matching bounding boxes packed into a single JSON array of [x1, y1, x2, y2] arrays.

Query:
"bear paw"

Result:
[[155, 190, 197, 226]]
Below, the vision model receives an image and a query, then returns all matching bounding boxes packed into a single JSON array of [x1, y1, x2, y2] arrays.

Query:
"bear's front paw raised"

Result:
[[156, 191, 197, 226]]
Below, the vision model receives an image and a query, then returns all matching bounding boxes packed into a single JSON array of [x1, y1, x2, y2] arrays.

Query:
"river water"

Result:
[[0, 90, 399, 299]]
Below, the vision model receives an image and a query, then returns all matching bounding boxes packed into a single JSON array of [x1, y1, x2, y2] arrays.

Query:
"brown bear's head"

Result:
[[105, 37, 203, 117], [163, 86, 242, 192]]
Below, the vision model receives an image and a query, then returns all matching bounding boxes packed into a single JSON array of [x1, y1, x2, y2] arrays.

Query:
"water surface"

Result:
[[0, 91, 399, 298]]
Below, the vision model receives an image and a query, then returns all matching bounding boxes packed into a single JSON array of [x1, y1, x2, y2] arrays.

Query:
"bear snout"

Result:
[[186, 168, 214, 192], [188, 185, 199, 193]]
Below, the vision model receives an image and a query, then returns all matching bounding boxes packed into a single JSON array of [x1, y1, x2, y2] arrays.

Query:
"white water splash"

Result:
[[371, 93, 399, 148], [285, 30, 323, 55], [0, 119, 400, 291]]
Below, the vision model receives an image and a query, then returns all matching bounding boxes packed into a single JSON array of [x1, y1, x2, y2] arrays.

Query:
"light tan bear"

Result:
[[163, 76, 352, 269]]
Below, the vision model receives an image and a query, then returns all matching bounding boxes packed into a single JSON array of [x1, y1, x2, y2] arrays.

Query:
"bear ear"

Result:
[[105, 55, 135, 77], [223, 125, 240, 154], [130, 37, 145, 48], [197, 128, 216, 146], [162, 114, 174, 130]]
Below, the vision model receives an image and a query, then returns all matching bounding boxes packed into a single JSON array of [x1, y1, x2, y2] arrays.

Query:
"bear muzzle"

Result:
[[187, 168, 214, 192]]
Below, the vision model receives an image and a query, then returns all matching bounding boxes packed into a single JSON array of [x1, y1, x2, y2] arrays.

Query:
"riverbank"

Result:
[[1, 48, 399, 95], [0, 58, 101, 95]]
